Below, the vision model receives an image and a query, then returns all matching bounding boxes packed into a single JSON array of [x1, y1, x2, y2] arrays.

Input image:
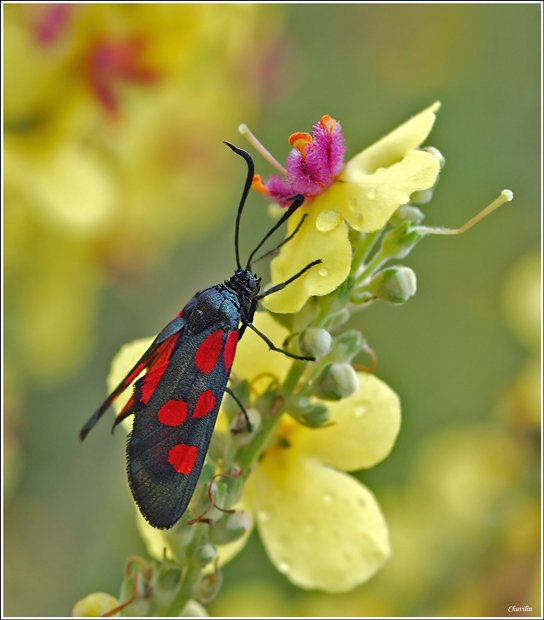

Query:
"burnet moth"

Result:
[[80, 143, 320, 530]]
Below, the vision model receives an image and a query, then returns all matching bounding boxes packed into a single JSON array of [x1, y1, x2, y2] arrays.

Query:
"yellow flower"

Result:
[[72, 592, 120, 617], [236, 313, 402, 592], [103, 312, 401, 592], [257, 103, 441, 313]]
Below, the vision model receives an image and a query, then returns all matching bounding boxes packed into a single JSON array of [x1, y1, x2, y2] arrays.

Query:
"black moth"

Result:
[[80, 143, 320, 529]]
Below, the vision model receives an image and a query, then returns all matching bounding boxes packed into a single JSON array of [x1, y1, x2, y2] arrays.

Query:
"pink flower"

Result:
[[255, 116, 346, 206]]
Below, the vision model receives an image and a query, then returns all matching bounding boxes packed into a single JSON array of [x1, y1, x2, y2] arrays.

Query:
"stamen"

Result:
[[238, 124, 287, 175], [251, 174, 270, 195], [289, 132, 313, 161], [416, 190, 514, 236], [320, 115, 337, 135]]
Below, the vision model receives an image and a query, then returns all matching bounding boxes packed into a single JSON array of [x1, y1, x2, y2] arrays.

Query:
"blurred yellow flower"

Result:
[[256, 103, 442, 313], [4, 3, 277, 382], [72, 592, 120, 617], [238, 313, 401, 592]]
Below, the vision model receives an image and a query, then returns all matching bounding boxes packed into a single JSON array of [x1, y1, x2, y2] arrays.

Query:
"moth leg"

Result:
[[255, 259, 321, 301], [225, 387, 252, 433], [246, 322, 315, 361]]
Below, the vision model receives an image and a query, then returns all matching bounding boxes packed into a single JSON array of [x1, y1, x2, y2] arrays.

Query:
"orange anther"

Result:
[[289, 132, 313, 160], [320, 115, 337, 134], [251, 174, 270, 194]]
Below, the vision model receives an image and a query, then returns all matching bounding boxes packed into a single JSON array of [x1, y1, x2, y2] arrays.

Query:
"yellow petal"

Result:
[[292, 373, 401, 471], [72, 592, 120, 617], [345, 101, 441, 174], [107, 336, 155, 415], [263, 203, 352, 314], [231, 311, 292, 388], [328, 148, 440, 232], [249, 449, 391, 592]]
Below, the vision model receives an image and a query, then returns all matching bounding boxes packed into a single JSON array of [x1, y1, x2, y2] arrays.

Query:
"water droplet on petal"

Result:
[[367, 190, 376, 200], [323, 493, 334, 505], [304, 524, 314, 534], [277, 561, 291, 574], [316, 209, 342, 232], [319, 268, 329, 277], [350, 197, 358, 206], [354, 404, 367, 418]]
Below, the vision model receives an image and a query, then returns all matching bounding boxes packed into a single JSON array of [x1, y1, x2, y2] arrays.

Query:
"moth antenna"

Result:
[[224, 142, 255, 271]]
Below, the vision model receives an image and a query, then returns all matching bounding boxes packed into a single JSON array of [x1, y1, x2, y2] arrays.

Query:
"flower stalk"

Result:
[[74, 104, 513, 615]]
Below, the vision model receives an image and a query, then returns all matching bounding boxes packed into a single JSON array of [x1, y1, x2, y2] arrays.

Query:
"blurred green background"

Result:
[[4, 4, 541, 617]]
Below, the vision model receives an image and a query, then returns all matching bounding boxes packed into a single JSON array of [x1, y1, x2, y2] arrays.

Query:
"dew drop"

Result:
[[319, 268, 329, 277], [258, 511, 270, 523], [316, 209, 342, 232], [376, 167, 386, 174], [354, 404, 367, 418], [277, 561, 291, 574], [350, 196, 358, 206], [367, 190, 376, 200], [304, 524, 314, 534], [323, 493, 334, 505]]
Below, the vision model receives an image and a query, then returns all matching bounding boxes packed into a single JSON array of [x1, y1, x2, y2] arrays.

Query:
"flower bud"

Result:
[[423, 146, 446, 168], [209, 509, 251, 546], [197, 569, 223, 604], [389, 205, 425, 226], [179, 600, 209, 617], [300, 328, 332, 360], [365, 266, 417, 304], [380, 222, 423, 260], [311, 363, 359, 401], [289, 397, 331, 427], [330, 330, 364, 363], [72, 592, 120, 617], [193, 543, 217, 567], [327, 308, 351, 328]]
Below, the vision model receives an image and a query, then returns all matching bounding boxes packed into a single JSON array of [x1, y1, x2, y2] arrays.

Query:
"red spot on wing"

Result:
[[168, 444, 198, 474], [157, 399, 188, 426], [140, 337, 178, 404], [223, 330, 238, 371], [194, 330, 224, 373], [193, 390, 217, 419]]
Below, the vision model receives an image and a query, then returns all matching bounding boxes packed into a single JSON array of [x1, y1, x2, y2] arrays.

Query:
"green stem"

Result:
[[350, 231, 380, 276]]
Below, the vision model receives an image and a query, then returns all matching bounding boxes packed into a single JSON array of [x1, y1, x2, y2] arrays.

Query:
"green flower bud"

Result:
[[300, 328, 332, 360], [197, 569, 223, 604], [193, 543, 217, 567], [209, 509, 251, 545], [330, 330, 364, 363], [366, 266, 417, 304], [311, 363, 359, 401], [289, 396, 331, 427], [389, 204, 425, 226], [327, 307, 351, 328], [380, 222, 423, 260], [179, 600, 209, 617]]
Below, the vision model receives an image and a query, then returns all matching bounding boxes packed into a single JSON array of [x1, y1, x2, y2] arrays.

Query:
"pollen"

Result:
[[289, 132, 313, 161]]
